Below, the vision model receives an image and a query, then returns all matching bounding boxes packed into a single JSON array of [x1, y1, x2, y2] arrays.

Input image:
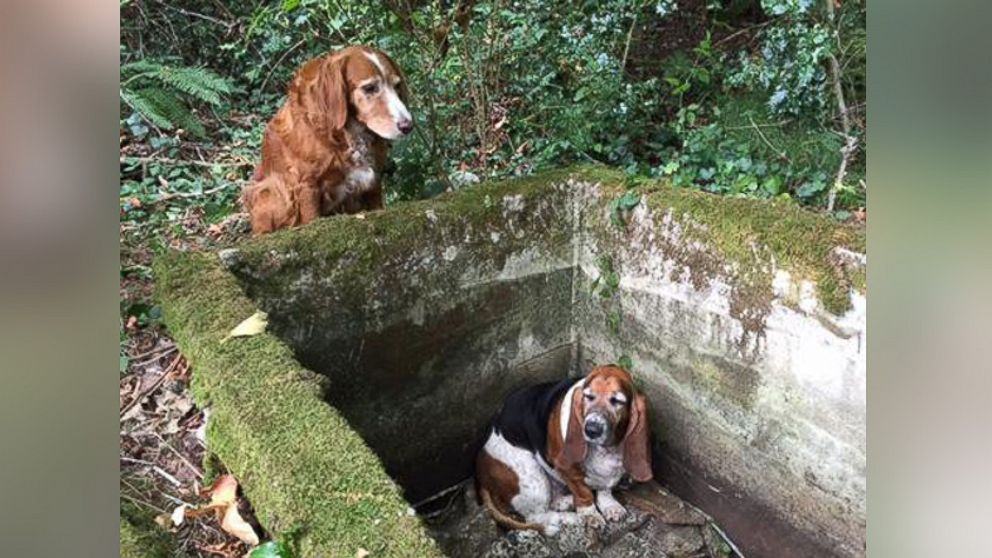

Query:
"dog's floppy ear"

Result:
[[622, 393, 653, 482], [562, 385, 588, 466], [318, 56, 349, 131]]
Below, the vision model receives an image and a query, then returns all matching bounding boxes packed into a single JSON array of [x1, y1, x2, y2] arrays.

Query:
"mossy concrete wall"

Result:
[[570, 173, 866, 557], [157, 166, 865, 557], [220, 174, 577, 502]]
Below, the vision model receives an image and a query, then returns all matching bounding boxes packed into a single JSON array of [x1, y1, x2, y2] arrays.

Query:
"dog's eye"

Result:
[[362, 83, 379, 95], [584, 393, 595, 402], [610, 397, 626, 406]]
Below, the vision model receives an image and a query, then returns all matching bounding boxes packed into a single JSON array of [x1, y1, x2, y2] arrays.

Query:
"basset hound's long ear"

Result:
[[562, 385, 587, 466], [317, 56, 349, 131], [622, 393, 653, 482]]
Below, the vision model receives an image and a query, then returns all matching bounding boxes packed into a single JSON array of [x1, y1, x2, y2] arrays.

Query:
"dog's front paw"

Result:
[[600, 499, 627, 522], [577, 505, 605, 529]]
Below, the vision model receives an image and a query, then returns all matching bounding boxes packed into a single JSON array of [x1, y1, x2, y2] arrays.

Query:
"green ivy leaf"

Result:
[[796, 180, 826, 198], [251, 541, 293, 558], [761, 176, 783, 196], [616, 191, 641, 211]]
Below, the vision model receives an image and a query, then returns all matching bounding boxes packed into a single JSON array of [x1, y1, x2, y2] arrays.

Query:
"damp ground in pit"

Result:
[[418, 479, 739, 558]]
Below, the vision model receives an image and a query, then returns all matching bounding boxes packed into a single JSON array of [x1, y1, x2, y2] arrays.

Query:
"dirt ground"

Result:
[[120, 205, 257, 556]]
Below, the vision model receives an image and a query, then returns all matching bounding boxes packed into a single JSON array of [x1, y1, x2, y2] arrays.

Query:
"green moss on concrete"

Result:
[[154, 252, 441, 558], [224, 169, 575, 323], [569, 165, 865, 315], [238, 168, 573, 265], [120, 502, 175, 558]]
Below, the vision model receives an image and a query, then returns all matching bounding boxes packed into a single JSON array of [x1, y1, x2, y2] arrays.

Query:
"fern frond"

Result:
[[142, 87, 207, 137], [121, 59, 166, 77], [120, 88, 174, 130], [155, 66, 232, 106], [121, 87, 207, 137]]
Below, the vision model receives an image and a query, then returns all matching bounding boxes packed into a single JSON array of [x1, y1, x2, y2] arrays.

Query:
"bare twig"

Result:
[[120, 493, 168, 514], [154, 432, 205, 479], [130, 345, 178, 366], [825, 0, 858, 212], [152, 466, 182, 487], [120, 354, 183, 417], [260, 39, 307, 94], [155, 1, 237, 30], [723, 119, 792, 131], [620, 11, 639, 75], [153, 183, 234, 204], [121, 156, 254, 168], [747, 115, 788, 161], [714, 18, 775, 47]]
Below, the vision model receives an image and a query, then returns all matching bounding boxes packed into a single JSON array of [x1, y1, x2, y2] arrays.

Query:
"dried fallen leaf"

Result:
[[220, 503, 259, 546], [208, 474, 239, 507], [355, 213, 366, 220], [187, 474, 262, 546], [171, 504, 187, 526], [356, 548, 370, 558], [154, 513, 172, 529], [221, 311, 268, 344]]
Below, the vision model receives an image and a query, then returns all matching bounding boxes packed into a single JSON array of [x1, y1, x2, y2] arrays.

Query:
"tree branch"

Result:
[[825, 0, 857, 212]]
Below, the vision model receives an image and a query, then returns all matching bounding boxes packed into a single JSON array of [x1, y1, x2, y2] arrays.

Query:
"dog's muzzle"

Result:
[[583, 414, 608, 442]]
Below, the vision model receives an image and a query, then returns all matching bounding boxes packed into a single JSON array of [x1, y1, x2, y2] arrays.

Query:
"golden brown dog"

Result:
[[244, 46, 412, 234], [476, 365, 652, 534]]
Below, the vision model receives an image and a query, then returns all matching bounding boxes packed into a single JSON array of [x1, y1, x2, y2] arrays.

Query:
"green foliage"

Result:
[[120, 59, 232, 137], [591, 255, 621, 299], [728, 21, 832, 117], [617, 354, 634, 372], [609, 191, 642, 227], [119, 0, 866, 213], [251, 541, 295, 558]]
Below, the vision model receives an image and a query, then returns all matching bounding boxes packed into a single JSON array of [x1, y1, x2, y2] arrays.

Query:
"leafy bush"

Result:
[[119, 0, 866, 214]]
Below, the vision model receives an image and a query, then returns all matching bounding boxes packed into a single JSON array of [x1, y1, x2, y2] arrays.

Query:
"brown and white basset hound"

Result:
[[244, 45, 413, 234], [475, 365, 652, 535]]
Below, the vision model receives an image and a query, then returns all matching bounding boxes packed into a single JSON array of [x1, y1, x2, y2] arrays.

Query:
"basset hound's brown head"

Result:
[[563, 365, 653, 482]]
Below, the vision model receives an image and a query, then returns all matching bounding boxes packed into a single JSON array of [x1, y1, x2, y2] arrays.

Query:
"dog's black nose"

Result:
[[398, 118, 414, 135], [584, 421, 605, 439]]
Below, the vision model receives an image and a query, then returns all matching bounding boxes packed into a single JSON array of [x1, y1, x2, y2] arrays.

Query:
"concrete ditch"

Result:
[[157, 166, 865, 557]]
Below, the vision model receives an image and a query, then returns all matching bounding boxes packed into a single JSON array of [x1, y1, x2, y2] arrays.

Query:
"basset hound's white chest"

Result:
[[583, 444, 625, 490], [344, 167, 377, 193]]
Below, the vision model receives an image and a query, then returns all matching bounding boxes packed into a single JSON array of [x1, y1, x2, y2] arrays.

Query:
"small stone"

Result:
[[601, 532, 666, 558], [654, 525, 705, 556], [486, 529, 551, 558], [217, 248, 241, 269], [556, 522, 596, 554], [450, 171, 480, 188]]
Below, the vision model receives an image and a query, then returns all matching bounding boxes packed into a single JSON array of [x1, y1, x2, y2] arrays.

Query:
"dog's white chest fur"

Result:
[[344, 167, 376, 193], [584, 444, 625, 490], [343, 122, 377, 194]]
